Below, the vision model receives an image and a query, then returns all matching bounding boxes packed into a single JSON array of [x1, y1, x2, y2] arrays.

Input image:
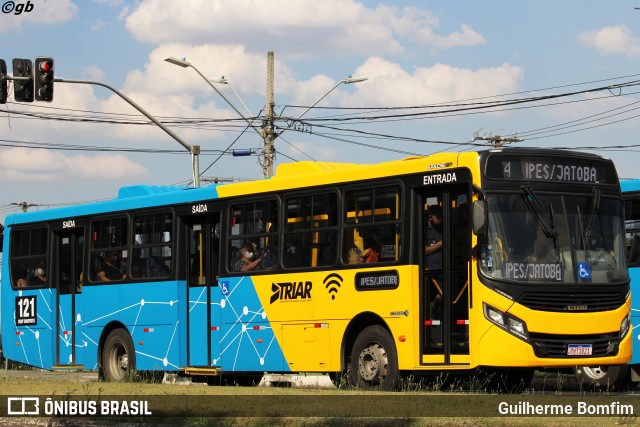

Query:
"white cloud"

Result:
[[124, 0, 484, 55], [82, 65, 106, 81], [346, 58, 523, 106], [388, 7, 485, 49], [90, 19, 106, 31], [0, 147, 148, 183], [579, 25, 640, 59], [0, 0, 77, 33]]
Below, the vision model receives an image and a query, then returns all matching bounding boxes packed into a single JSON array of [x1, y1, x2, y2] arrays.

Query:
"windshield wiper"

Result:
[[521, 186, 558, 238], [579, 188, 612, 269], [583, 188, 601, 237]]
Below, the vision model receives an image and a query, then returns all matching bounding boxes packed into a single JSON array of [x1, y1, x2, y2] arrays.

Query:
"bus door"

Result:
[[185, 213, 221, 368], [54, 227, 85, 367], [420, 185, 470, 364]]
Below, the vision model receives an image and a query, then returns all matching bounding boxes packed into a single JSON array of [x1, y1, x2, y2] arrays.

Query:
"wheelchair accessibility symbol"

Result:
[[577, 262, 591, 280]]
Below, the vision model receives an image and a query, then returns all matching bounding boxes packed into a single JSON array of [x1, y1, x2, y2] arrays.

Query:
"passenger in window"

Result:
[[28, 262, 47, 286], [232, 242, 262, 272], [425, 205, 443, 269], [525, 228, 555, 263], [98, 250, 126, 281], [360, 235, 381, 263]]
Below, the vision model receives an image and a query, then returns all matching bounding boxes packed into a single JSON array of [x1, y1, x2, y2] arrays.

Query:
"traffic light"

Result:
[[0, 59, 7, 104], [12, 58, 33, 102], [34, 57, 54, 102]]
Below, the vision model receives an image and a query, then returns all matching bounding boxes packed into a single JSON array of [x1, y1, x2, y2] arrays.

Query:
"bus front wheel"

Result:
[[349, 325, 399, 391], [574, 364, 630, 391], [102, 329, 136, 382]]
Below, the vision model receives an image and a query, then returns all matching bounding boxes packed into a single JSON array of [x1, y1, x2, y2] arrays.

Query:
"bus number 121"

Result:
[[16, 296, 37, 325]]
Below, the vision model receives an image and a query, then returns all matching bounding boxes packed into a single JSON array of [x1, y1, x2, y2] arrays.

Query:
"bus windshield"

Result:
[[479, 190, 627, 284]]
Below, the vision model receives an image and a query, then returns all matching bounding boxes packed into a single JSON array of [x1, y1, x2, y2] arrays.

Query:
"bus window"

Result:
[[228, 199, 279, 273], [10, 227, 48, 288], [89, 217, 128, 282], [132, 212, 173, 279], [625, 197, 640, 266], [342, 185, 401, 264], [283, 192, 338, 268]]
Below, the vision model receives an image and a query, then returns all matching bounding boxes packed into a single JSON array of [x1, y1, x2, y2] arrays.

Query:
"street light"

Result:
[[165, 57, 263, 137], [211, 76, 255, 122], [277, 75, 368, 137], [166, 55, 367, 179]]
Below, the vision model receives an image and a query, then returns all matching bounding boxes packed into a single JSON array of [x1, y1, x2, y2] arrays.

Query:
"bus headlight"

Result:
[[483, 303, 530, 342], [620, 312, 631, 339]]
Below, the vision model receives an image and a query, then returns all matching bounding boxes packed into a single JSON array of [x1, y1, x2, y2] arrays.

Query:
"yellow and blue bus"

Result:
[[1, 147, 631, 390], [575, 178, 640, 389]]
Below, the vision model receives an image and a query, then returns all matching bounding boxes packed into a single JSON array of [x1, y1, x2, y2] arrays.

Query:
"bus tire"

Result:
[[574, 364, 630, 391], [102, 329, 136, 382], [348, 325, 399, 391]]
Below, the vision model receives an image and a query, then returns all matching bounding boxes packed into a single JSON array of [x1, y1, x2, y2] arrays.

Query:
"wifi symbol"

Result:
[[323, 273, 343, 300]]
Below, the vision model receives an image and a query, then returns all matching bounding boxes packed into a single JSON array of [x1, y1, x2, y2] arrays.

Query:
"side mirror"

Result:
[[473, 200, 487, 237]]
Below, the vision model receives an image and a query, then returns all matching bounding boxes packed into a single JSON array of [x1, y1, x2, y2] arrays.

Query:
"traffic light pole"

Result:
[[55, 78, 201, 188]]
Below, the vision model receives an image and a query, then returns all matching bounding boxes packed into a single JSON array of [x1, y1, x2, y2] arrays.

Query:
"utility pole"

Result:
[[263, 51, 276, 179], [206, 51, 365, 179], [473, 134, 523, 148]]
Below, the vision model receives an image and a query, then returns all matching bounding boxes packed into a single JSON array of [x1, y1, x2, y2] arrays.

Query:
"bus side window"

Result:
[[629, 234, 640, 264], [10, 227, 48, 288]]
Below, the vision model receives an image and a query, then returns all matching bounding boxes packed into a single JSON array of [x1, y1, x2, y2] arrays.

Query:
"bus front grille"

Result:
[[528, 332, 619, 358]]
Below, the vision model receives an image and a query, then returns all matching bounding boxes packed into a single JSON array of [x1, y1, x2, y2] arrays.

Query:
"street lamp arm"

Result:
[[276, 75, 368, 138], [212, 77, 255, 122], [56, 77, 193, 153], [55, 77, 201, 187], [165, 58, 264, 138]]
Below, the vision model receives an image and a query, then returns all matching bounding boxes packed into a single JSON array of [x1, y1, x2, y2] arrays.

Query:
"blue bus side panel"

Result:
[[6, 289, 56, 369], [622, 180, 640, 367], [217, 277, 287, 372], [4, 278, 289, 373]]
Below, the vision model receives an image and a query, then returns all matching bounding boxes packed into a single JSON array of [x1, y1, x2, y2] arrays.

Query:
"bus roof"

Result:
[[6, 153, 480, 226], [4, 148, 613, 226]]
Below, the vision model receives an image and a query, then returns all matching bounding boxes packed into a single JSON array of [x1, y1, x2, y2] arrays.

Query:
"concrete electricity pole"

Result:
[[263, 51, 276, 178]]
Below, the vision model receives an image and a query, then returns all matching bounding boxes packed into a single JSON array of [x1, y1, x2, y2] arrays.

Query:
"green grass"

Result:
[[0, 369, 637, 426]]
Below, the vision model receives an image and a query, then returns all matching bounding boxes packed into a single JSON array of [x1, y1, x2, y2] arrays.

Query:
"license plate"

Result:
[[567, 344, 592, 356]]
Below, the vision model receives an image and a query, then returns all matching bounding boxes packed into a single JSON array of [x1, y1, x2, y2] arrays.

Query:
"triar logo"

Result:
[[270, 281, 312, 304]]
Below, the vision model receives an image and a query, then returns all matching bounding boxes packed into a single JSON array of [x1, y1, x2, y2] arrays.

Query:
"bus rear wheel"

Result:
[[349, 325, 399, 391], [574, 365, 630, 391], [102, 329, 136, 382]]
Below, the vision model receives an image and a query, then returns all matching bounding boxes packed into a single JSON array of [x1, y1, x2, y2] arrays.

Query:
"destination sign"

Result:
[[355, 270, 399, 291], [504, 262, 563, 281], [485, 155, 618, 185]]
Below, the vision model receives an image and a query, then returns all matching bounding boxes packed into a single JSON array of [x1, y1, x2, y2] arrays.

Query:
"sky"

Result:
[[1, 0, 640, 224]]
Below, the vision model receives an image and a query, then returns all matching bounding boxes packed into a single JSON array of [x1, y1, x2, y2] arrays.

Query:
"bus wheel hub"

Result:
[[358, 343, 388, 381]]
